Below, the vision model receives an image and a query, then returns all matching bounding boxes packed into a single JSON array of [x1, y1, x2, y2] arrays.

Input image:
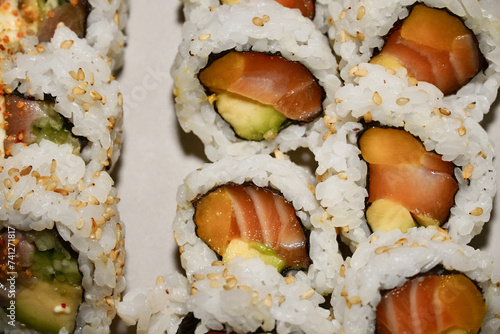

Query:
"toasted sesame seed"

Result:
[[354, 68, 368, 77], [224, 278, 237, 290], [198, 33, 211, 41], [8, 168, 19, 176], [385, 68, 396, 75], [263, 294, 273, 307], [252, 16, 264, 26], [212, 261, 224, 267], [82, 102, 92, 111], [76, 202, 88, 211], [210, 280, 220, 289], [462, 164, 474, 179], [357, 31, 366, 41], [69, 70, 78, 80], [273, 149, 285, 160], [36, 44, 46, 53], [458, 126, 467, 136], [340, 264, 346, 278], [5, 190, 13, 201], [156, 276, 165, 285], [54, 188, 69, 196], [77, 68, 85, 81], [396, 97, 410, 106], [67, 94, 75, 102], [285, 275, 295, 284], [439, 108, 451, 116], [72, 87, 86, 95], [375, 246, 388, 254], [60, 40, 74, 49], [45, 181, 58, 191], [363, 111, 372, 123], [408, 77, 418, 86], [470, 207, 483, 216], [372, 92, 382, 105], [193, 274, 205, 281], [90, 90, 102, 101], [13, 197, 24, 210], [113, 11, 120, 26], [3, 179, 13, 189], [348, 65, 359, 77], [301, 289, 315, 300], [207, 273, 221, 281], [349, 296, 361, 305], [20, 166, 32, 176], [190, 287, 197, 296], [88, 195, 100, 205], [76, 218, 85, 230], [237, 285, 252, 292], [356, 6, 366, 20], [339, 10, 347, 19]]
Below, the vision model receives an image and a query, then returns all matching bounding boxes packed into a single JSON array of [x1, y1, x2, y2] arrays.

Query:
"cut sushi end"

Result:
[[0, 228, 83, 333], [193, 184, 311, 271], [369, 4, 483, 95], [359, 127, 458, 232], [198, 51, 324, 141], [376, 274, 487, 334]]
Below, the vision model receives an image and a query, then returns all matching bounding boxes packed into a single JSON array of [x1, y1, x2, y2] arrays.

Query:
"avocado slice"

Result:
[[222, 239, 287, 272], [215, 91, 288, 141], [16, 280, 83, 334]]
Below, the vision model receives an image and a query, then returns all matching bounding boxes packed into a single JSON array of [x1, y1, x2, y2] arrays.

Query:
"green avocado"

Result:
[[215, 91, 288, 141], [16, 280, 83, 334], [12, 230, 83, 333], [222, 239, 286, 272]]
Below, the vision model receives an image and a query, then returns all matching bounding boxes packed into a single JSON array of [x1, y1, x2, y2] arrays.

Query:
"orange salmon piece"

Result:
[[373, 4, 483, 95], [199, 52, 324, 122], [377, 274, 487, 334], [275, 0, 315, 19], [194, 184, 310, 269], [368, 164, 458, 224]]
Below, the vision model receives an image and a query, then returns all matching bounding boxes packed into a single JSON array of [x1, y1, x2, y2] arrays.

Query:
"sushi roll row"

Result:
[[0, 1, 128, 333], [119, 0, 500, 333]]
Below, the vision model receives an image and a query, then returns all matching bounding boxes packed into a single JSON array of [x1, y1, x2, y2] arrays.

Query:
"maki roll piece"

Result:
[[173, 154, 343, 294], [171, 0, 340, 161], [312, 64, 495, 247], [0, 0, 127, 71], [331, 227, 500, 334], [327, 0, 500, 120], [0, 27, 124, 175]]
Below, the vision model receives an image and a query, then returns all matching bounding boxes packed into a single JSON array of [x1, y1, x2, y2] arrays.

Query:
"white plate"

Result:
[[113, 0, 500, 331]]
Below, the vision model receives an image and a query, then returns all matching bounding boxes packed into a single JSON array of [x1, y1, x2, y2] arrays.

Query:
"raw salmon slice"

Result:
[[199, 51, 324, 122], [376, 274, 487, 334], [194, 184, 310, 270]]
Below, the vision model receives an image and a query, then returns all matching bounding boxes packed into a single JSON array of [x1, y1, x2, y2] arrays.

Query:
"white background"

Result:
[[112, 0, 500, 331]]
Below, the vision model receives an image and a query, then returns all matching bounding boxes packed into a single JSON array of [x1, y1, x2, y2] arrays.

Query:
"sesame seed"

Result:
[[45, 181, 58, 191], [285, 275, 295, 284], [340, 264, 346, 278], [198, 33, 211, 41], [408, 77, 418, 86], [439, 108, 451, 116], [469, 207, 483, 216], [54, 188, 69, 196], [60, 40, 74, 49], [72, 87, 85, 95], [190, 287, 197, 296], [338, 173, 348, 180], [88, 195, 100, 205], [3, 179, 13, 189], [82, 102, 91, 111], [193, 274, 205, 280], [348, 65, 359, 77], [113, 11, 120, 26], [354, 68, 368, 77], [13, 197, 23, 210], [4, 190, 13, 201], [207, 273, 221, 281], [385, 68, 396, 75], [356, 6, 366, 20], [301, 289, 315, 300], [263, 294, 273, 307], [76, 202, 88, 211], [458, 126, 467, 136], [224, 278, 237, 290], [20, 166, 32, 176], [77, 68, 85, 81], [339, 10, 347, 20], [349, 296, 361, 305], [372, 92, 382, 105], [156, 276, 165, 285], [462, 164, 474, 179], [210, 280, 220, 289], [375, 246, 388, 254], [69, 70, 78, 80], [357, 31, 366, 41], [252, 17, 264, 26], [396, 97, 410, 106], [76, 218, 85, 230], [363, 111, 372, 123]]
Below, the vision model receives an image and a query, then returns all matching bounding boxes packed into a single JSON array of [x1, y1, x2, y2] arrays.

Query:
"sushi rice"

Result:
[[325, 0, 500, 121], [171, 0, 341, 162], [331, 227, 500, 333]]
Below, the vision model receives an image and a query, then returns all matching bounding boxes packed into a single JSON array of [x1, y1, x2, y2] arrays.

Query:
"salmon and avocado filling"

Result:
[[193, 184, 311, 272], [2, 94, 83, 156], [0, 228, 83, 333], [0, 0, 89, 55], [376, 272, 487, 334], [370, 4, 484, 95], [359, 127, 458, 232], [219, 0, 315, 19], [198, 51, 324, 141]]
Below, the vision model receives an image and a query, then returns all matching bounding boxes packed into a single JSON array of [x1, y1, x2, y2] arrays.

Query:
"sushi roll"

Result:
[[311, 63, 495, 247], [171, 0, 341, 161], [331, 227, 500, 333], [0, 0, 128, 71], [173, 154, 343, 294], [180, 0, 331, 34], [326, 0, 500, 121], [0, 156, 125, 332], [0, 26, 123, 176]]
